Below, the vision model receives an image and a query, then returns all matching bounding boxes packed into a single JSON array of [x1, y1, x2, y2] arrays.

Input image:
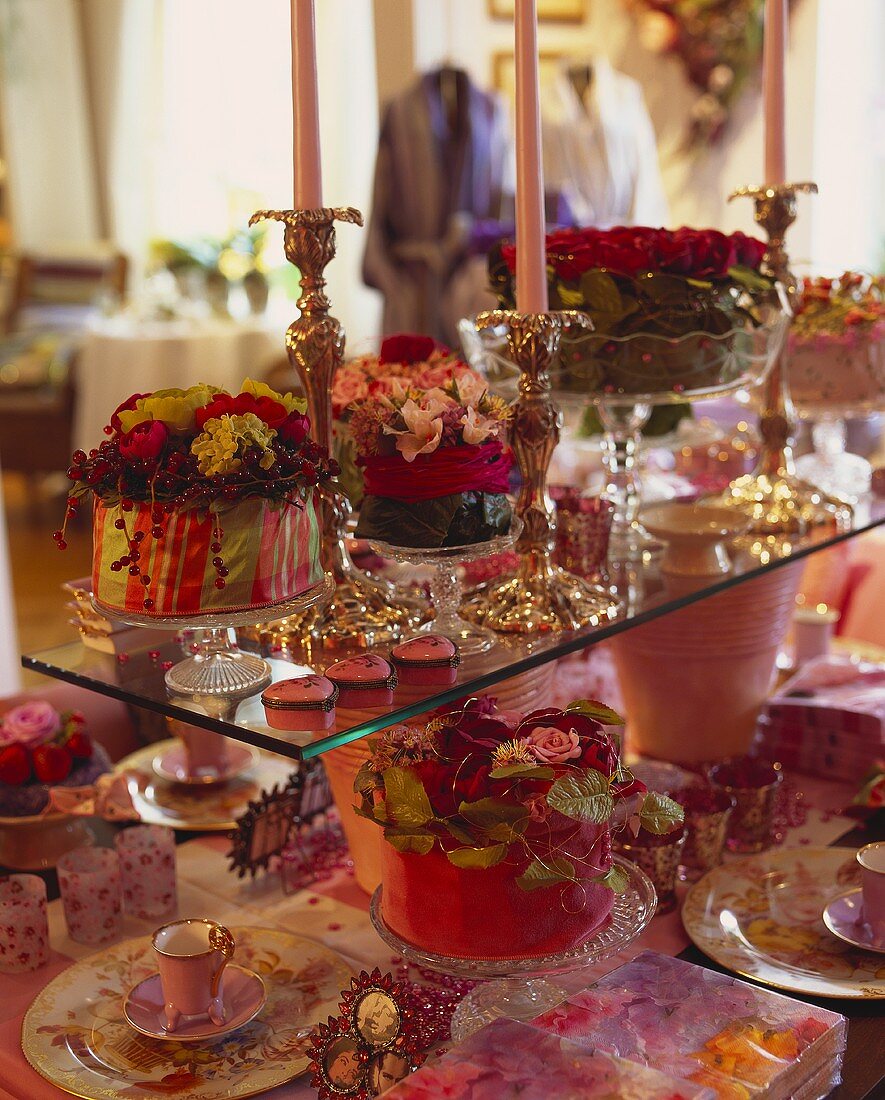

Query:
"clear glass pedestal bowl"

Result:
[[369, 855, 656, 1041]]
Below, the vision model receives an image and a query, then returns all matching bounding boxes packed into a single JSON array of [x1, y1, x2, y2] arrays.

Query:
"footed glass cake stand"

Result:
[[93, 575, 333, 705], [370, 523, 520, 655], [370, 855, 655, 1041]]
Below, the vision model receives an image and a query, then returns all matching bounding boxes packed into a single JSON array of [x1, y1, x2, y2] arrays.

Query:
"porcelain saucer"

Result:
[[152, 742, 259, 786], [822, 888, 885, 955], [124, 964, 267, 1041]]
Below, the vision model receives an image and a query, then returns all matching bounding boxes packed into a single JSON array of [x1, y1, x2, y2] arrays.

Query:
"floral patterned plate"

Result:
[[22, 926, 353, 1099], [115, 741, 295, 831], [682, 846, 885, 999]]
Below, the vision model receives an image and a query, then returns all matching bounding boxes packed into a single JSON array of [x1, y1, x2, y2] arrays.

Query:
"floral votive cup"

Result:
[[673, 785, 735, 881], [707, 756, 783, 854], [57, 847, 122, 945], [614, 826, 686, 914], [115, 825, 177, 919], [551, 488, 615, 585], [0, 874, 49, 972]]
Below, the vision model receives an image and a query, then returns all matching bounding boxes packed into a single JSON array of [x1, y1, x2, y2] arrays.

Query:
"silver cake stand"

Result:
[[370, 854, 656, 1041]]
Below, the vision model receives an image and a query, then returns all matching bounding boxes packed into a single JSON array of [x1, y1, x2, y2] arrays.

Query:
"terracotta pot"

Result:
[[611, 563, 802, 764], [321, 740, 381, 895]]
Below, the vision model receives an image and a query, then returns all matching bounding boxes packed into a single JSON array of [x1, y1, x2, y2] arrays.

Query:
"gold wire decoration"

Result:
[[704, 184, 852, 557], [248, 207, 421, 654], [461, 310, 621, 633]]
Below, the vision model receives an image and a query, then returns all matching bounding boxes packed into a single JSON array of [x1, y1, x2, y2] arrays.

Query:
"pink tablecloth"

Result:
[[0, 771, 859, 1100]]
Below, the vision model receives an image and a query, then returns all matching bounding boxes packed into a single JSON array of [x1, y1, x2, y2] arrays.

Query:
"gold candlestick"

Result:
[[706, 184, 851, 552], [462, 310, 621, 633], [249, 207, 421, 652]]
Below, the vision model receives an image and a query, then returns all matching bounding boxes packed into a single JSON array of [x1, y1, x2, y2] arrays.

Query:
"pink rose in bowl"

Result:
[[0, 702, 61, 748], [524, 725, 582, 764]]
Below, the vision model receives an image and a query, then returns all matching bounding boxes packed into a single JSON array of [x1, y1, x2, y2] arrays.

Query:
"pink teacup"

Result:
[[152, 918, 235, 1032], [178, 725, 231, 778], [857, 842, 885, 939]]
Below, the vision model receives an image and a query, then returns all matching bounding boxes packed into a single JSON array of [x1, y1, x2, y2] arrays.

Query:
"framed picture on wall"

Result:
[[488, 0, 586, 22], [493, 50, 564, 107]]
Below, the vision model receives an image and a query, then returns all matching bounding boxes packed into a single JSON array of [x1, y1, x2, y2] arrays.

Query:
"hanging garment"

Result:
[[541, 57, 668, 229], [362, 67, 510, 344]]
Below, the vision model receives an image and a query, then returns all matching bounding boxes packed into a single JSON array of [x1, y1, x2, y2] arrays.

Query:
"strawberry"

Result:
[[0, 744, 31, 786], [32, 744, 73, 784], [65, 731, 93, 759]]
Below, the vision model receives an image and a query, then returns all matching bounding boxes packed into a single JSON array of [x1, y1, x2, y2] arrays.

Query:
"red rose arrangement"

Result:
[[792, 272, 885, 347], [0, 703, 93, 788], [355, 699, 683, 894]]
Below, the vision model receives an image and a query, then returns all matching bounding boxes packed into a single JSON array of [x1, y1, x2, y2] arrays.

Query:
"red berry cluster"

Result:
[[0, 714, 93, 787]]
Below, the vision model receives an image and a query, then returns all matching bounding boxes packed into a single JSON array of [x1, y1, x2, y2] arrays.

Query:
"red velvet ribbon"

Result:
[[360, 441, 511, 503]]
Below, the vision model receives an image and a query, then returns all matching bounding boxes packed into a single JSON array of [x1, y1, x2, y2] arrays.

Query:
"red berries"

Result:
[[0, 744, 31, 786], [65, 732, 93, 760], [32, 744, 73, 784]]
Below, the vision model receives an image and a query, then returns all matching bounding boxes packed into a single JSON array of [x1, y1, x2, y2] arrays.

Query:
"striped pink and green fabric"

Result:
[[92, 493, 323, 617]]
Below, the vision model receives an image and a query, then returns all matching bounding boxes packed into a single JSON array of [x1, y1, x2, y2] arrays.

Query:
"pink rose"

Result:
[[331, 370, 369, 417], [524, 725, 582, 764], [524, 793, 552, 823], [0, 702, 61, 748]]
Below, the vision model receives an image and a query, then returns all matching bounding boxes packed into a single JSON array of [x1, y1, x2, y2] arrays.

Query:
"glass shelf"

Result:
[[22, 500, 884, 762]]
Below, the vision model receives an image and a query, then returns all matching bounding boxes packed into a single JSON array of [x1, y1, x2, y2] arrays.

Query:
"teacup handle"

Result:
[[208, 924, 235, 1002]]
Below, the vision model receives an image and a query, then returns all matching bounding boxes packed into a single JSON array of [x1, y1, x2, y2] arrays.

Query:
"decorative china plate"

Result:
[[682, 846, 885, 999], [22, 926, 353, 1100], [116, 740, 295, 831], [152, 741, 260, 786]]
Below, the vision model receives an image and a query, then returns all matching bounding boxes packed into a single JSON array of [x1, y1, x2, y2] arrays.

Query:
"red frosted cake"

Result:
[[58, 380, 335, 619], [355, 702, 683, 960]]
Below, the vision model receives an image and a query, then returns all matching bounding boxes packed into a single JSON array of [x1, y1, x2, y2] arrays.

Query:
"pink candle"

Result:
[[763, 0, 786, 186], [291, 0, 322, 208], [514, 0, 549, 313]]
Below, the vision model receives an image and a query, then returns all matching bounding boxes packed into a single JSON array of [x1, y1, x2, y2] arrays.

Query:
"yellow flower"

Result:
[[119, 384, 223, 434], [242, 377, 306, 415], [491, 739, 536, 769], [191, 412, 277, 477]]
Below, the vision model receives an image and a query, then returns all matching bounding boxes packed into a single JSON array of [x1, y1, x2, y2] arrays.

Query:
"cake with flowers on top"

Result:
[[57, 379, 336, 618], [355, 699, 683, 960], [0, 703, 110, 818]]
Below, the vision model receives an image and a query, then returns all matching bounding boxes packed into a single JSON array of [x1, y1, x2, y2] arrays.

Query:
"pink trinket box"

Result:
[[324, 654, 398, 707], [261, 675, 339, 731], [391, 634, 461, 685]]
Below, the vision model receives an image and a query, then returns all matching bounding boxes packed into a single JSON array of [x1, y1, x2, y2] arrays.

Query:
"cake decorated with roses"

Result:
[[0, 703, 110, 818], [57, 379, 335, 618], [355, 700, 682, 960]]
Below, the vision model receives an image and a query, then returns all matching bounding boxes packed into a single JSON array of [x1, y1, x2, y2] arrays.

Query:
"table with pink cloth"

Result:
[[0, 770, 861, 1100]]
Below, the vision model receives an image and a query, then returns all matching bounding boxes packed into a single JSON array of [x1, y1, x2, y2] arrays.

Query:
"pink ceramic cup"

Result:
[[0, 874, 49, 972], [57, 847, 122, 945], [116, 825, 178, 919], [857, 842, 885, 937], [179, 725, 231, 777], [152, 918, 235, 1032]]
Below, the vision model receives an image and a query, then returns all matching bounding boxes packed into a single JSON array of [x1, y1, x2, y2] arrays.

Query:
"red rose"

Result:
[[118, 420, 168, 464], [437, 714, 514, 763], [655, 230, 695, 275], [413, 755, 494, 818], [277, 411, 310, 446], [516, 708, 618, 776], [677, 228, 736, 278], [379, 333, 438, 366], [110, 393, 149, 435], [730, 231, 766, 270], [195, 392, 288, 429]]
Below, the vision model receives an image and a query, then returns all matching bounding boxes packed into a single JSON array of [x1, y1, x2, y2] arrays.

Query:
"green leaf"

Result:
[[593, 864, 630, 894], [446, 844, 508, 869], [516, 856, 576, 892], [558, 284, 587, 309], [547, 770, 614, 824], [566, 698, 625, 726], [458, 798, 530, 830], [638, 792, 685, 835], [384, 766, 434, 829], [580, 270, 622, 315], [484, 820, 528, 843], [384, 830, 434, 855], [445, 820, 478, 846], [728, 264, 773, 292], [353, 761, 378, 796], [489, 764, 555, 780]]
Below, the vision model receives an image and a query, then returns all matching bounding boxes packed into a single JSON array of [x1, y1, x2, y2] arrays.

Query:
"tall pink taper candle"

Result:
[[291, 0, 322, 208], [763, 0, 786, 186], [514, 0, 549, 313]]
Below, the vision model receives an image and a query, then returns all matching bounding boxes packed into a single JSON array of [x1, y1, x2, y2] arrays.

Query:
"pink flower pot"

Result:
[[321, 740, 381, 895], [611, 563, 802, 764]]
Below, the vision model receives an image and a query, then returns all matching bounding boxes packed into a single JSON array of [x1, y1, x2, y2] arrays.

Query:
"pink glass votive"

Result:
[[551, 488, 615, 585], [57, 847, 122, 945], [672, 784, 735, 882], [0, 874, 49, 972], [614, 826, 686, 914], [115, 825, 178, 919], [707, 756, 783, 854]]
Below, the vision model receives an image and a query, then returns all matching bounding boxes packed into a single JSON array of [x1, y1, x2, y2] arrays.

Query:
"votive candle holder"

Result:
[[0, 874, 49, 972], [707, 756, 783, 854], [615, 826, 686, 914], [115, 825, 177, 919], [57, 847, 122, 945], [673, 785, 735, 881], [551, 488, 615, 585]]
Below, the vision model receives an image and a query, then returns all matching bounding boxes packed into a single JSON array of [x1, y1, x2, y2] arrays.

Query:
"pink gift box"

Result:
[[57, 847, 122, 945], [115, 825, 177, 919], [0, 874, 49, 972]]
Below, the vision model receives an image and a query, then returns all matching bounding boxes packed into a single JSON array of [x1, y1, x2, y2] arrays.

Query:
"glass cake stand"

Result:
[[370, 855, 656, 1041], [370, 523, 520, 655], [92, 575, 334, 705]]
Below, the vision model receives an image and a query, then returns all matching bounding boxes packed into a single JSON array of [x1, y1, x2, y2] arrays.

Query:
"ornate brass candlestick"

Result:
[[707, 184, 851, 551], [462, 310, 621, 633], [249, 207, 420, 653]]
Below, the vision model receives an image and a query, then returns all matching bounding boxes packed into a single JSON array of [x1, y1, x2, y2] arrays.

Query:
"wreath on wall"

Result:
[[623, 0, 801, 147]]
